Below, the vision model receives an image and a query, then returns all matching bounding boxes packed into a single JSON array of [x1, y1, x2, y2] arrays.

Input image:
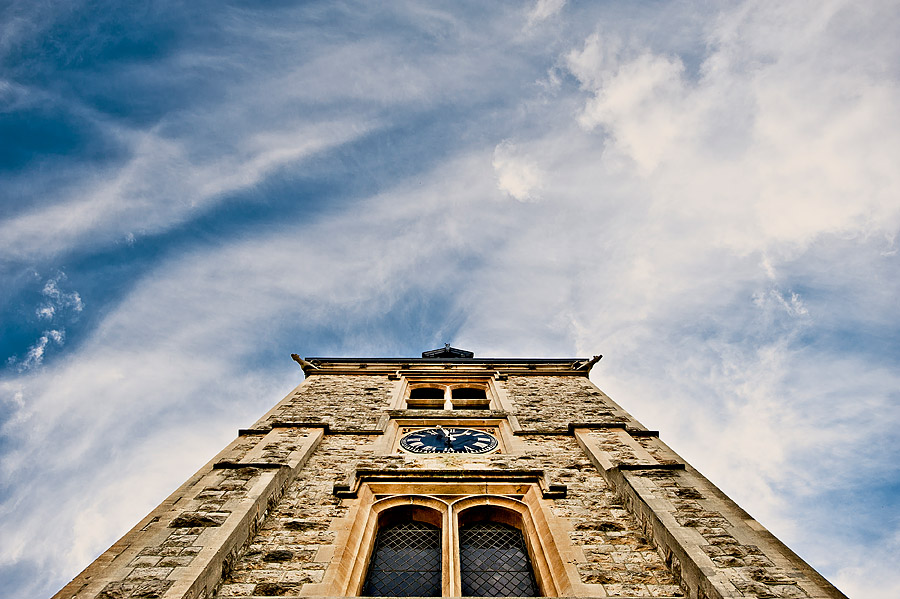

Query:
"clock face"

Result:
[[400, 427, 499, 454]]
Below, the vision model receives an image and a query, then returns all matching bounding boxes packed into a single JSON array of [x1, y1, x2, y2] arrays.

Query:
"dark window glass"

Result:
[[409, 388, 445, 400], [362, 521, 441, 596], [460, 523, 538, 597], [452, 387, 487, 399]]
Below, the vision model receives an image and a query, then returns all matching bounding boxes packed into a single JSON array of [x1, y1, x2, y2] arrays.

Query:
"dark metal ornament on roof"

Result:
[[421, 344, 474, 359]]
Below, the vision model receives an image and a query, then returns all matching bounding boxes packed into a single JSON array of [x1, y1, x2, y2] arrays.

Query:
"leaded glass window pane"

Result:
[[362, 521, 441, 596], [460, 523, 539, 597]]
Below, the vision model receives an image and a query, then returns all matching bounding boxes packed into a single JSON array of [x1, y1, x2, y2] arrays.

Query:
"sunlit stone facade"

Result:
[[53, 349, 846, 599]]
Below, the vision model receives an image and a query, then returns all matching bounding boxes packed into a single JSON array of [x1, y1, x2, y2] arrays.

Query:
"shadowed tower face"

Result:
[[55, 347, 847, 599]]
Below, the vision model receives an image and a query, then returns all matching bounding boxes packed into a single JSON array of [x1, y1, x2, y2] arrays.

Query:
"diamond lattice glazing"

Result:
[[460, 523, 538, 596], [362, 522, 441, 596]]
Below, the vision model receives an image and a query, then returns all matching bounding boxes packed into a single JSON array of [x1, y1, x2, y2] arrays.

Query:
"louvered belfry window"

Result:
[[362, 521, 442, 596], [459, 522, 539, 597]]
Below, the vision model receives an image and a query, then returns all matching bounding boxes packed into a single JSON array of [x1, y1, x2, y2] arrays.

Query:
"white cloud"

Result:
[[9, 273, 84, 372], [2, 1, 899, 597], [15, 329, 65, 372], [832, 525, 900, 598], [35, 306, 55, 320], [567, 37, 688, 174], [0, 119, 375, 261], [36, 272, 83, 319], [563, 4, 900, 250], [525, 0, 566, 30], [753, 288, 809, 318], [492, 141, 544, 202]]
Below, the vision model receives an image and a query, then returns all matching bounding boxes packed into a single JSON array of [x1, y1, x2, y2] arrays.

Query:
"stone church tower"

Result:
[[54, 348, 846, 599]]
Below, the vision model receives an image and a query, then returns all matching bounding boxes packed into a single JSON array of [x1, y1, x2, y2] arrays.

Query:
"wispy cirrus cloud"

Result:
[[35, 272, 83, 320], [6, 272, 83, 372], [0, 118, 376, 261], [11, 329, 64, 371], [1, 2, 898, 599], [525, 0, 567, 31]]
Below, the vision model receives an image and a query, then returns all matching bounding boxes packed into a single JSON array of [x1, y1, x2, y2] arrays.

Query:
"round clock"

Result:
[[400, 427, 499, 454]]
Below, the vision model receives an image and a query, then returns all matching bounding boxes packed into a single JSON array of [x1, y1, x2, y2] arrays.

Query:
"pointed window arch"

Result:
[[459, 522, 538, 596], [335, 491, 572, 598], [362, 514, 442, 596]]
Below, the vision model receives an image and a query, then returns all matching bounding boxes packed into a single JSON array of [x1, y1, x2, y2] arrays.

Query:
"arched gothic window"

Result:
[[362, 521, 442, 596], [459, 522, 538, 597], [407, 387, 447, 409], [348, 496, 555, 598]]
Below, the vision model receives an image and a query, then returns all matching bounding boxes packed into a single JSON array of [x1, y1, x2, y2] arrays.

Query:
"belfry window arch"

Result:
[[456, 504, 539, 597], [407, 385, 448, 409], [408, 387, 446, 400], [404, 382, 494, 410], [361, 500, 541, 597], [449, 385, 490, 409], [362, 505, 443, 597]]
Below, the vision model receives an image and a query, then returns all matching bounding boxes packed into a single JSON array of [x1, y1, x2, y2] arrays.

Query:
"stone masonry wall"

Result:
[[504, 375, 638, 430], [218, 431, 684, 598], [253, 375, 393, 430], [95, 466, 263, 599], [625, 469, 813, 598], [217, 435, 376, 597], [517, 435, 682, 598]]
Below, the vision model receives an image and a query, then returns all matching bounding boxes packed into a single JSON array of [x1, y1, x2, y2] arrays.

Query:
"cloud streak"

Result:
[[1, 1, 898, 598]]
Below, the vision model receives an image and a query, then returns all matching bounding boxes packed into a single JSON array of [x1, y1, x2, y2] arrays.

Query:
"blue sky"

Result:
[[1, 1, 899, 597]]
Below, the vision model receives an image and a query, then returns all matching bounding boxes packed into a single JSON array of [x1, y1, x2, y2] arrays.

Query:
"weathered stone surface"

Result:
[[96, 580, 173, 599], [514, 435, 682, 595], [255, 375, 392, 430], [169, 511, 230, 528], [630, 469, 812, 598], [503, 375, 635, 430], [220, 435, 368, 590], [253, 581, 299, 595], [218, 433, 683, 597]]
